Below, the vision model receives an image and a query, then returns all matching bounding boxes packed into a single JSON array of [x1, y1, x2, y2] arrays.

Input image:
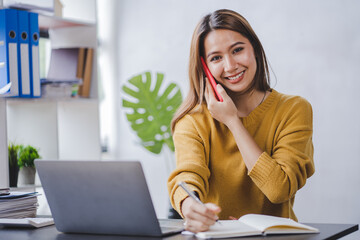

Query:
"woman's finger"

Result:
[[188, 201, 218, 223], [204, 78, 209, 103], [204, 203, 221, 217], [191, 209, 217, 225], [184, 212, 214, 233], [205, 78, 216, 103], [185, 219, 211, 233], [215, 84, 228, 102]]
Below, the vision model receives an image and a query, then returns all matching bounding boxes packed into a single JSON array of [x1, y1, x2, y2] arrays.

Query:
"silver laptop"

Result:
[[35, 160, 184, 237]]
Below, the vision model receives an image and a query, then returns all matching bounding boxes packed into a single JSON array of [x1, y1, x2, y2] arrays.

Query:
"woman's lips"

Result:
[[225, 70, 245, 84]]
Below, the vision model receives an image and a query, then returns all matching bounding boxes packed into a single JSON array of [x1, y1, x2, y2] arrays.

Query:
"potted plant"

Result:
[[8, 143, 20, 187], [17, 145, 41, 186], [122, 71, 182, 218]]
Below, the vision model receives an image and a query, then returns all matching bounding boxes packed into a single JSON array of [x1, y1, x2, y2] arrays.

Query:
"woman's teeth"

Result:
[[227, 71, 244, 80]]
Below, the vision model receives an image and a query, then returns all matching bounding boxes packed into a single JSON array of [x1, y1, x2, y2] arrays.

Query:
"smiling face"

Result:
[[203, 29, 257, 94]]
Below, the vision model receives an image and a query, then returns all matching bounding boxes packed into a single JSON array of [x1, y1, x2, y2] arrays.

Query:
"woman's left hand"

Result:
[[204, 80, 238, 126]]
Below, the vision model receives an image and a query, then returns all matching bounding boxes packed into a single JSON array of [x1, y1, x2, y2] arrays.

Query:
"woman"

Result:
[[167, 9, 314, 233]]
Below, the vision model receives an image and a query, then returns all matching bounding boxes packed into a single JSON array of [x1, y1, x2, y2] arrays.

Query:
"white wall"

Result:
[[61, 0, 96, 23], [0, 99, 8, 187], [98, 0, 360, 238]]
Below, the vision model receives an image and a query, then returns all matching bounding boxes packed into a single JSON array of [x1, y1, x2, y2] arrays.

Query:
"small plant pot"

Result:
[[9, 165, 19, 187], [18, 167, 36, 185]]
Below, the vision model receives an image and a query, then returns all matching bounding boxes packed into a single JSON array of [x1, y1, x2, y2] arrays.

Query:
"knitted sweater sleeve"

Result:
[[167, 113, 210, 216], [248, 97, 314, 204]]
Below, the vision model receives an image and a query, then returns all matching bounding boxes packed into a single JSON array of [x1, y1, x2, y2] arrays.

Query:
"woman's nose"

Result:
[[223, 55, 238, 72]]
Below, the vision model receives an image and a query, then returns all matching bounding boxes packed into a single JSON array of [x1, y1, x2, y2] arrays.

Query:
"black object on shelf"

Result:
[[9, 165, 19, 187]]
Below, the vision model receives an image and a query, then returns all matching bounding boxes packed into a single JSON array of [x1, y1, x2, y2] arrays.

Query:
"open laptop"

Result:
[[35, 160, 184, 237]]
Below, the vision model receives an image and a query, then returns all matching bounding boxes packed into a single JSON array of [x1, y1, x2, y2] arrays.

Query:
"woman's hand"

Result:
[[205, 80, 263, 171], [204, 80, 238, 127], [181, 196, 221, 233]]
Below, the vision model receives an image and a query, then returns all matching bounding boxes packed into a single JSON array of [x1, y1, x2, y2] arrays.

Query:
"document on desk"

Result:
[[0, 217, 54, 228], [0, 192, 39, 218]]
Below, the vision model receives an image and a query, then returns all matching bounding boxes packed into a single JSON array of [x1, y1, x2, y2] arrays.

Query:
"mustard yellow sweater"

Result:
[[167, 89, 314, 221]]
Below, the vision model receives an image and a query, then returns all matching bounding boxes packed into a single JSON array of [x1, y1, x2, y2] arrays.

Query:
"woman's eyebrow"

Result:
[[207, 41, 246, 58], [230, 41, 245, 49], [207, 51, 221, 58]]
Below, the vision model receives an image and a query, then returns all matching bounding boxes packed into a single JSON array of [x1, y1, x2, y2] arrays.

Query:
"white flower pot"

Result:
[[18, 167, 36, 186]]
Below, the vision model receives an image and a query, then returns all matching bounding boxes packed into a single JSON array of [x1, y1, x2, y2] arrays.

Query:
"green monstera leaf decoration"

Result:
[[122, 72, 182, 154]]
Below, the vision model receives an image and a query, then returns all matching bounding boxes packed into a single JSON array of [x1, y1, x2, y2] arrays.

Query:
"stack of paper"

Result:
[[2, 0, 55, 14], [41, 47, 93, 98], [0, 192, 38, 218]]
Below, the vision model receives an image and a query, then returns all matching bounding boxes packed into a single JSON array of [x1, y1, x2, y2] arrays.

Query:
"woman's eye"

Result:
[[233, 47, 243, 54], [210, 56, 221, 62]]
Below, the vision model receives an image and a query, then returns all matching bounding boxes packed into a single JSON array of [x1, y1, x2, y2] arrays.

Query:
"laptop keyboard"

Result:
[[159, 219, 184, 234], [161, 226, 182, 233]]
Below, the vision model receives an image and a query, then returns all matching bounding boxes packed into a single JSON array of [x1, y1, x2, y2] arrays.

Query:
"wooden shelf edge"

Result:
[[4, 97, 98, 103], [39, 14, 96, 31]]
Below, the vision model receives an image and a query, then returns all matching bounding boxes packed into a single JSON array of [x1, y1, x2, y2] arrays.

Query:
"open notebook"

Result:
[[189, 214, 319, 239]]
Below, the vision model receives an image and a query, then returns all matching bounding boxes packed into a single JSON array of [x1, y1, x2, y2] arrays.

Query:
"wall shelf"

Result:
[[0, 1, 100, 188], [4, 97, 98, 103], [39, 14, 95, 31]]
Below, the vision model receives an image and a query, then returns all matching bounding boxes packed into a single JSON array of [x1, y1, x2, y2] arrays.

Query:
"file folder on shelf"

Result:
[[29, 12, 41, 98], [0, 9, 19, 97], [46, 48, 83, 82], [42, 48, 83, 98], [17, 10, 31, 98]]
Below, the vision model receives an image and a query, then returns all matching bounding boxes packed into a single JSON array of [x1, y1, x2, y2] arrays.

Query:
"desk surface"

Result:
[[0, 223, 358, 240]]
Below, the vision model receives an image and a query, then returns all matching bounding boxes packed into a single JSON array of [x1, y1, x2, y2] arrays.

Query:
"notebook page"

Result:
[[195, 220, 261, 239], [239, 214, 318, 233]]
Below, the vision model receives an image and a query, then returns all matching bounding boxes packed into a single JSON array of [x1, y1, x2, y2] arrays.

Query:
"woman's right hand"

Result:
[[204, 80, 238, 127], [181, 196, 221, 233]]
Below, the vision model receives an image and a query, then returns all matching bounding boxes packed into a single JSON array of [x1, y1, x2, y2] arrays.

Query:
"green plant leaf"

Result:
[[18, 145, 41, 168], [8, 143, 20, 167], [122, 72, 182, 154]]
